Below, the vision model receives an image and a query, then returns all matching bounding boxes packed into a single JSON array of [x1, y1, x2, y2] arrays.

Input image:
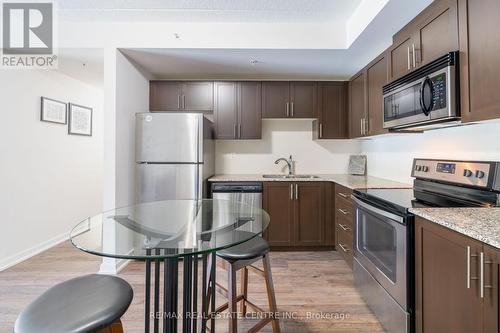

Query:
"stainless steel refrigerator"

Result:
[[135, 113, 214, 203]]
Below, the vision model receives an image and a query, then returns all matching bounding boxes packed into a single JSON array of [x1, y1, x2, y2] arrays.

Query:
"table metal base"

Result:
[[144, 251, 216, 333]]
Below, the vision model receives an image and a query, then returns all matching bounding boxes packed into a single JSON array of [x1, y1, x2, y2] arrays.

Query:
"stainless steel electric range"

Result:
[[352, 158, 500, 333]]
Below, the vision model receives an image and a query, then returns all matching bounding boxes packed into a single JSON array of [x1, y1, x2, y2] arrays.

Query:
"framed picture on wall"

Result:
[[40, 97, 67, 124], [68, 103, 92, 136]]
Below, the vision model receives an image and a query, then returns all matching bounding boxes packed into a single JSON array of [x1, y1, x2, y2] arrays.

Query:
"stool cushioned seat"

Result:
[[218, 233, 269, 261], [14, 274, 133, 333]]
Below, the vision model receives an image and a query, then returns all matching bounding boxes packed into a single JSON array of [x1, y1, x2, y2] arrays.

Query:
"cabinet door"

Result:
[[238, 82, 262, 139], [213, 82, 238, 139], [263, 182, 294, 247], [349, 72, 366, 138], [290, 82, 316, 118], [150, 81, 182, 111], [460, 0, 500, 122], [294, 182, 324, 246], [414, 0, 459, 67], [389, 36, 414, 80], [317, 82, 348, 139], [415, 217, 483, 333], [366, 54, 389, 136], [483, 244, 500, 333], [182, 82, 214, 111], [262, 82, 290, 118]]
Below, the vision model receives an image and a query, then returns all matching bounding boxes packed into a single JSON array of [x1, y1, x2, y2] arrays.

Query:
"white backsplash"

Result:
[[215, 119, 361, 174]]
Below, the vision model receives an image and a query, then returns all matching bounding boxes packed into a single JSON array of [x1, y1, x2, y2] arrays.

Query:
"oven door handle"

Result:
[[351, 196, 404, 224]]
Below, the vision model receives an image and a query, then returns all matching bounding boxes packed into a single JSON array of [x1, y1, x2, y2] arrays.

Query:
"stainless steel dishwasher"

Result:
[[211, 182, 263, 208]]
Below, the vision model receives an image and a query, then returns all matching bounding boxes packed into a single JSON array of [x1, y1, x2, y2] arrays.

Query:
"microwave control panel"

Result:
[[412, 159, 492, 188], [431, 73, 447, 110]]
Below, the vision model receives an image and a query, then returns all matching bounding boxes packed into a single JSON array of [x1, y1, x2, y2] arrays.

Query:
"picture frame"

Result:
[[68, 103, 92, 136], [40, 97, 67, 124]]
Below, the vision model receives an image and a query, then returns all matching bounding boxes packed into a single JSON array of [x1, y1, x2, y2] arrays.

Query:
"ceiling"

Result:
[[56, 48, 104, 87], [57, 0, 362, 23]]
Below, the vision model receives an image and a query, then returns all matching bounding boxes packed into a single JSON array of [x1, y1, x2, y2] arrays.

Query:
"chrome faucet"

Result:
[[275, 155, 294, 176]]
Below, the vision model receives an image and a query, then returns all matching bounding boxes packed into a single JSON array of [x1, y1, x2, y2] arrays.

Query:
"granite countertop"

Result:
[[410, 208, 500, 249], [208, 174, 411, 190]]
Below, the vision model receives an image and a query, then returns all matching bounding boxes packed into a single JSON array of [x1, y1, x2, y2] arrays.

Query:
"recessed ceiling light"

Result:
[[174, 33, 180, 39], [250, 59, 262, 65]]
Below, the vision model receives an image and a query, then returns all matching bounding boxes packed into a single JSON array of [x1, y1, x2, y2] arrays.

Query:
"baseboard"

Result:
[[0, 231, 69, 271]]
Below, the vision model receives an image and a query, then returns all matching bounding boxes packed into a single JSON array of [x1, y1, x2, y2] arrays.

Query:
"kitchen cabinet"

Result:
[[389, 0, 459, 80], [415, 217, 500, 333], [366, 53, 389, 136], [150, 81, 213, 112], [262, 182, 294, 247], [313, 82, 348, 139], [349, 71, 367, 138], [262, 82, 316, 118], [335, 185, 354, 268], [213, 82, 262, 139], [459, 0, 500, 123], [263, 182, 325, 248]]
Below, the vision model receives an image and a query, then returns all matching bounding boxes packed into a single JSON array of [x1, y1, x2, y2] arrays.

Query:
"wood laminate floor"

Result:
[[0, 242, 384, 333]]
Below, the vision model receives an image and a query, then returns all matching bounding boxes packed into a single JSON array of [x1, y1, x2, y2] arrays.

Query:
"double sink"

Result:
[[262, 174, 320, 179]]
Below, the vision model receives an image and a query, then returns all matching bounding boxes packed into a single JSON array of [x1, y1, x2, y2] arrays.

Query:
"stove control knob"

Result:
[[422, 166, 429, 172], [463, 169, 473, 177], [416, 165, 423, 171], [476, 170, 485, 179]]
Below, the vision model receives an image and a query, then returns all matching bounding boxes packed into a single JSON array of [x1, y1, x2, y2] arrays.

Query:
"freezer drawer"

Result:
[[136, 113, 202, 163], [136, 163, 201, 203]]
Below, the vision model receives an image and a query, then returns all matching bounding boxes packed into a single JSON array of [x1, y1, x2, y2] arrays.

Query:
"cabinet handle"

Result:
[[467, 246, 471, 289], [339, 224, 350, 231], [338, 208, 349, 215], [178, 95, 181, 109], [290, 184, 293, 200], [365, 118, 369, 135], [360, 118, 364, 135], [291, 102, 294, 117], [295, 184, 298, 200], [319, 123, 323, 138], [407, 46, 411, 70], [286, 102, 290, 117], [233, 124, 237, 139], [338, 192, 349, 198], [338, 243, 349, 253], [412, 43, 416, 68], [238, 124, 241, 138], [183, 95, 186, 109], [481, 252, 484, 298]]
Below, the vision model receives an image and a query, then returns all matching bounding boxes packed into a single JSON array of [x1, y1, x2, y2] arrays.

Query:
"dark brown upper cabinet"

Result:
[[262, 81, 316, 118], [389, 0, 459, 81], [366, 53, 389, 136], [459, 0, 500, 123], [349, 71, 367, 138], [263, 182, 326, 248], [213, 81, 262, 140], [313, 82, 348, 139], [415, 217, 500, 333], [150, 81, 213, 112]]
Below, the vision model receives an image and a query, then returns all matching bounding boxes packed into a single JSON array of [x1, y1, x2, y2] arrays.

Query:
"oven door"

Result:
[[352, 196, 407, 309]]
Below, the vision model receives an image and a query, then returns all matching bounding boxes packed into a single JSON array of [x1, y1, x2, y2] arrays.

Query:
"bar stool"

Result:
[[14, 274, 133, 333], [205, 233, 281, 333]]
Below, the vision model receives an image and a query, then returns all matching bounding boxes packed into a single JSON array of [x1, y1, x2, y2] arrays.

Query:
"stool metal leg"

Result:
[[154, 249, 161, 333], [240, 267, 248, 316], [210, 253, 216, 333], [145, 249, 152, 333], [164, 256, 178, 333], [183, 255, 193, 333]]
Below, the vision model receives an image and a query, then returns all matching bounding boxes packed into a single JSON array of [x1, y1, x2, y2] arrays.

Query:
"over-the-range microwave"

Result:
[[382, 51, 460, 131]]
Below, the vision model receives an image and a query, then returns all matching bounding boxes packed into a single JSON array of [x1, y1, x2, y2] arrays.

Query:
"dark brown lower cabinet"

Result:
[[263, 182, 328, 248], [415, 217, 500, 333]]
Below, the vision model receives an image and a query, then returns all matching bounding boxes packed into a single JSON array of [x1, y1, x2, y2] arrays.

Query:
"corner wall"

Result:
[[0, 70, 103, 270]]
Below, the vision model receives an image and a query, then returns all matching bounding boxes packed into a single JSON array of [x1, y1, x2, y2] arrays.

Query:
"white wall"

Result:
[[216, 119, 361, 174], [361, 121, 500, 184], [0, 70, 103, 270], [99, 50, 152, 274]]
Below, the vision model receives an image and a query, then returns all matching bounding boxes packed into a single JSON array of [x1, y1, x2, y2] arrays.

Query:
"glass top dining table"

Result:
[[70, 199, 270, 260], [70, 199, 270, 333]]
